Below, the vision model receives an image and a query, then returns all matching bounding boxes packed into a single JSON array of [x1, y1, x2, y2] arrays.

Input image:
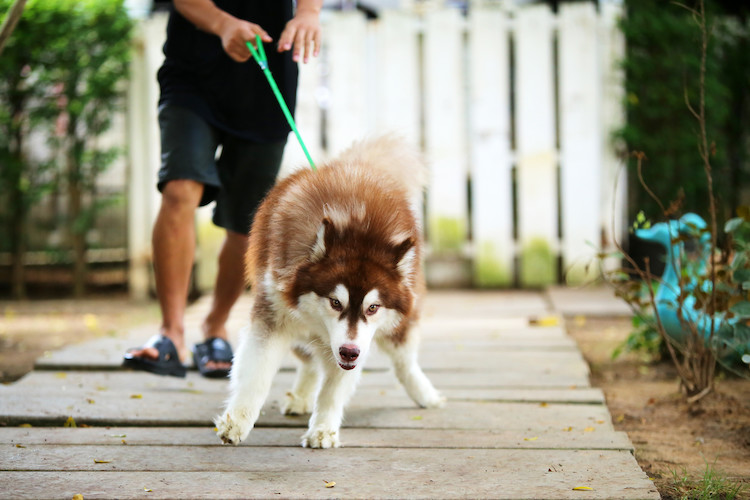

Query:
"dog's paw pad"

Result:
[[281, 392, 311, 416], [301, 428, 340, 449], [214, 413, 250, 445]]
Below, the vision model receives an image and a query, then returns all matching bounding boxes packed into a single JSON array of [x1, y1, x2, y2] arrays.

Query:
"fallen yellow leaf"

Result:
[[323, 481, 336, 488], [535, 316, 559, 327], [583, 427, 595, 432], [94, 459, 111, 464], [64, 416, 77, 428], [19, 423, 32, 428], [72, 494, 84, 500], [563, 426, 573, 432], [524, 436, 538, 441], [130, 394, 143, 399], [539, 402, 548, 408], [83, 314, 99, 332], [110, 434, 126, 438], [15, 444, 25, 448], [411, 415, 423, 421], [121, 439, 127, 445], [86, 399, 95, 404], [144, 487, 153, 492], [573, 486, 593, 491], [55, 372, 67, 379]]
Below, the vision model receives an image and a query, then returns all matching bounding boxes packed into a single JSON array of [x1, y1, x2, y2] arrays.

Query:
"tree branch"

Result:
[[0, 0, 28, 57]]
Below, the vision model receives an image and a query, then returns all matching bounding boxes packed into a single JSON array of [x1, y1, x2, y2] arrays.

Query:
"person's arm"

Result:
[[172, 0, 272, 63], [277, 0, 323, 63]]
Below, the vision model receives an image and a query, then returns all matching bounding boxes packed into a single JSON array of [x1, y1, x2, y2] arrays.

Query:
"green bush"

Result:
[[0, 0, 133, 297], [618, 0, 750, 226]]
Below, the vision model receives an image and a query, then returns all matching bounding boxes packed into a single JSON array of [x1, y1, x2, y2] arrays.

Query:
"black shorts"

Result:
[[157, 103, 285, 235]]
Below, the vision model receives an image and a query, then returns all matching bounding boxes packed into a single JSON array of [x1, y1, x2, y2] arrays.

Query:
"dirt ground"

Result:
[[0, 294, 160, 382], [567, 316, 750, 499], [1, 296, 749, 498]]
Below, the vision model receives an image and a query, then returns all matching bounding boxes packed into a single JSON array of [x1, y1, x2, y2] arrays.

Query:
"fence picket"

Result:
[[423, 8, 469, 255], [126, 13, 167, 299], [514, 4, 558, 287], [558, 2, 601, 284], [326, 11, 369, 156], [376, 10, 421, 145], [599, 1, 627, 272], [469, 6, 514, 286]]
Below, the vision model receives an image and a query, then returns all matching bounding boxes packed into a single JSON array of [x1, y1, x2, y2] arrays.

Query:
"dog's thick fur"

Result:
[[215, 135, 444, 448]]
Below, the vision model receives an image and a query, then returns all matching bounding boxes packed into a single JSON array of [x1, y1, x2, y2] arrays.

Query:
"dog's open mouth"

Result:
[[338, 362, 356, 371]]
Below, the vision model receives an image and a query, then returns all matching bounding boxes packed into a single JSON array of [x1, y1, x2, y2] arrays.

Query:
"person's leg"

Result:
[[200, 229, 249, 371], [156, 180, 205, 357], [125, 104, 221, 372]]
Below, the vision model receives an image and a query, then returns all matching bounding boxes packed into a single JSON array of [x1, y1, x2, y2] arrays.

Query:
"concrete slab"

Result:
[[1, 387, 614, 431], [545, 286, 631, 317], [35, 340, 585, 372], [1, 426, 634, 450], [2, 449, 658, 499]]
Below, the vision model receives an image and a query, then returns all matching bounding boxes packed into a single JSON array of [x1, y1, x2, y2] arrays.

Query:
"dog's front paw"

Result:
[[214, 412, 252, 445], [281, 391, 312, 416], [417, 389, 447, 409], [301, 426, 340, 449]]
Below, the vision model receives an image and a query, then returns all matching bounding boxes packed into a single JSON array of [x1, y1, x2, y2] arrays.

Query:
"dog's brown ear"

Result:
[[310, 218, 336, 263], [393, 237, 416, 277]]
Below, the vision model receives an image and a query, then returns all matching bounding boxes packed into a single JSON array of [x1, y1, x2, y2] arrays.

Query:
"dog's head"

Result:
[[291, 217, 418, 370]]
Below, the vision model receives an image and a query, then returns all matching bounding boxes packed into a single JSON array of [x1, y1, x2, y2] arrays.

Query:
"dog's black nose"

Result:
[[339, 345, 360, 362]]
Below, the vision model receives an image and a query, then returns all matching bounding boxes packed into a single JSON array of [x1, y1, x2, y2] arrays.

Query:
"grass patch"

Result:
[[667, 461, 746, 500]]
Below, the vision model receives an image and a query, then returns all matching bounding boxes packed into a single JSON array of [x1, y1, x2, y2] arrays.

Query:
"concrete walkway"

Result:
[[0, 289, 658, 499]]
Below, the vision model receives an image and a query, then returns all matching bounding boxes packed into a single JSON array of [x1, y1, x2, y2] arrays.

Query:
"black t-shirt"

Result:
[[157, 0, 298, 142]]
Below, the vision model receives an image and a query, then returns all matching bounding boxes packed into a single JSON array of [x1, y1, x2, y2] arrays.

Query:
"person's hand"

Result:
[[277, 8, 321, 63], [216, 15, 272, 63]]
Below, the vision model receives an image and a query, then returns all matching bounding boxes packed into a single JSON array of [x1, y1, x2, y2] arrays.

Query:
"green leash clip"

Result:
[[246, 35, 317, 171]]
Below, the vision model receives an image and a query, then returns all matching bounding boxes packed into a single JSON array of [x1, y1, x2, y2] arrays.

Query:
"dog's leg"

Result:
[[215, 325, 288, 445], [377, 333, 446, 408], [281, 346, 320, 416], [301, 360, 361, 449]]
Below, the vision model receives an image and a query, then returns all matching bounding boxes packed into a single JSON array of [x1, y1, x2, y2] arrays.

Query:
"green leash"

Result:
[[246, 35, 317, 171]]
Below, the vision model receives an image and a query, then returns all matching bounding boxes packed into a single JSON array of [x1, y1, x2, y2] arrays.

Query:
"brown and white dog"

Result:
[[215, 135, 445, 448]]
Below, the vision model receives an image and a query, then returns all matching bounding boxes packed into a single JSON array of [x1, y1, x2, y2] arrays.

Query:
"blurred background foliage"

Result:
[[618, 0, 750, 228], [0, 0, 133, 298]]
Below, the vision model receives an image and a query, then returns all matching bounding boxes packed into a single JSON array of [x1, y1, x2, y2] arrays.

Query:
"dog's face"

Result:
[[291, 218, 417, 370]]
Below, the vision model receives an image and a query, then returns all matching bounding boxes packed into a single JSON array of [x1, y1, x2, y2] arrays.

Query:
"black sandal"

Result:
[[122, 335, 187, 378], [192, 337, 233, 379]]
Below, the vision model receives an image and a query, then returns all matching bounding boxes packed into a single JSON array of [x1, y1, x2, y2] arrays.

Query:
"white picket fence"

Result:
[[126, 1, 626, 295]]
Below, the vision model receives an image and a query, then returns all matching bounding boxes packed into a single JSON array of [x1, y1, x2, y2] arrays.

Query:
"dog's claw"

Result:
[[215, 412, 251, 445], [301, 427, 340, 449]]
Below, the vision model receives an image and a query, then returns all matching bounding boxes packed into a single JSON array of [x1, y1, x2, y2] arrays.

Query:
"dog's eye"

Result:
[[329, 298, 343, 312], [366, 304, 380, 315]]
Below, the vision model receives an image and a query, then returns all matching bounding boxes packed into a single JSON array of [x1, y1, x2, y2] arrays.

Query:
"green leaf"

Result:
[[729, 301, 750, 318], [733, 268, 750, 283], [725, 217, 744, 234]]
